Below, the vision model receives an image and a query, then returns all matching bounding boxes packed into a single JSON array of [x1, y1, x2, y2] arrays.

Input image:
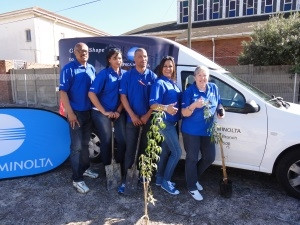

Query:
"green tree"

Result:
[[238, 13, 300, 72]]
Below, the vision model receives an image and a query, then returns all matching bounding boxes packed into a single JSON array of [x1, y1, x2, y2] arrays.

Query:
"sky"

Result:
[[0, 0, 177, 35]]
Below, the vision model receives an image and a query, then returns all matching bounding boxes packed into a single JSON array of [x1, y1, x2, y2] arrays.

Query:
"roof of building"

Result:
[[0, 7, 110, 36], [123, 14, 273, 41]]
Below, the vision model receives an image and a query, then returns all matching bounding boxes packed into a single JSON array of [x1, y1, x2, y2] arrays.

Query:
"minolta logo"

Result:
[[0, 108, 70, 179], [0, 114, 26, 157]]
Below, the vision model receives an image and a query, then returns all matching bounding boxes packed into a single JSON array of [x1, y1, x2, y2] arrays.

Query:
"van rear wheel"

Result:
[[276, 150, 300, 199], [88, 133, 101, 163]]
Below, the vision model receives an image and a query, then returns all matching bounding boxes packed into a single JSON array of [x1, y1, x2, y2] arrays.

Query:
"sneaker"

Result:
[[161, 180, 180, 195], [73, 181, 90, 194], [189, 190, 203, 201], [83, 169, 98, 179], [118, 183, 125, 194], [196, 181, 203, 191], [155, 176, 176, 186]]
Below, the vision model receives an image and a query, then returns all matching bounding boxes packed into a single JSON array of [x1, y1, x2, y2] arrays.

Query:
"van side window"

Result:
[[181, 71, 195, 91], [209, 76, 246, 113], [181, 71, 246, 113]]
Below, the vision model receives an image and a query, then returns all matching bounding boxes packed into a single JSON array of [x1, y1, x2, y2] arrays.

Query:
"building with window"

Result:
[[125, 0, 299, 66], [0, 7, 109, 66]]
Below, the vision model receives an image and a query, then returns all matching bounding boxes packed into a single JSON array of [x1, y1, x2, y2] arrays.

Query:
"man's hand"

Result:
[[140, 113, 151, 125], [68, 112, 80, 129], [131, 114, 143, 126]]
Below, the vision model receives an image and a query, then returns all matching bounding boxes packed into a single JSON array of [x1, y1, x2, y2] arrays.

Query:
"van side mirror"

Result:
[[243, 100, 260, 113]]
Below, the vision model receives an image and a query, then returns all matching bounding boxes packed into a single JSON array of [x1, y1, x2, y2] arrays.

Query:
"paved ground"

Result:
[[0, 160, 299, 225]]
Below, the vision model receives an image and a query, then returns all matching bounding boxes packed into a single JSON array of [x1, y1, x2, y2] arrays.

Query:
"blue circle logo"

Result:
[[0, 114, 26, 156], [127, 47, 139, 61]]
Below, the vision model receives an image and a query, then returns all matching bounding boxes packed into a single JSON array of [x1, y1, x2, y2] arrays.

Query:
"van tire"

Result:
[[276, 149, 300, 199], [89, 133, 101, 163]]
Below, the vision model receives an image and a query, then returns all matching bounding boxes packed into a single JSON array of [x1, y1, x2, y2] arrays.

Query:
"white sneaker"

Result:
[[196, 181, 203, 191], [189, 190, 203, 201], [83, 169, 99, 179], [73, 181, 90, 193]]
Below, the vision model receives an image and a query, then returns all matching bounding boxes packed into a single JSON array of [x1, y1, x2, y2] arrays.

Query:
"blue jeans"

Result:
[[156, 121, 182, 182], [69, 110, 92, 182], [91, 110, 126, 167], [182, 133, 215, 191], [122, 121, 150, 182]]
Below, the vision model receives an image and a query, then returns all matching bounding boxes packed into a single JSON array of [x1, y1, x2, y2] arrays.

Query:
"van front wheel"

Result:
[[276, 150, 300, 199]]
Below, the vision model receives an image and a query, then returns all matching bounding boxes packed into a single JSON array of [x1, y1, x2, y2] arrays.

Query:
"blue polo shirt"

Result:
[[149, 76, 181, 123], [181, 82, 221, 136], [59, 60, 96, 111], [89, 67, 126, 111], [119, 68, 157, 122]]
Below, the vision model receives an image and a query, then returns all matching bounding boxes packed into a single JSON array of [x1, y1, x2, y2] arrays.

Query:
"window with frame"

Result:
[[261, 0, 276, 13], [243, 0, 258, 15], [210, 0, 222, 19], [280, 0, 295, 11], [226, 0, 240, 17], [179, 0, 189, 23], [25, 29, 31, 42], [194, 0, 207, 21]]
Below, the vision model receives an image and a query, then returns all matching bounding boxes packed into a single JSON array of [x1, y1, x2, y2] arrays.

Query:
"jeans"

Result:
[[156, 121, 182, 182], [122, 121, 150, 182], [69, 110, 92, 182], [182, 133, 215, 191], [91, 110, 126, 168]]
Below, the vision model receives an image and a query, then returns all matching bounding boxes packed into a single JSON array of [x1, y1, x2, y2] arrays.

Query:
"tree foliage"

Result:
[[238, 13, 300, 72]]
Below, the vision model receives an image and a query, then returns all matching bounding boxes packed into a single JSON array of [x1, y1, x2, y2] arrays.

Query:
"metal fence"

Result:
[[0, 68, 60, 110], [0, 65, 299, 109]]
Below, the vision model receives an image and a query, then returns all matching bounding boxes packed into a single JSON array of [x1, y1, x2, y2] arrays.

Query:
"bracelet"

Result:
[[164, 105, 168, 111], [156, 104, 167, 111]]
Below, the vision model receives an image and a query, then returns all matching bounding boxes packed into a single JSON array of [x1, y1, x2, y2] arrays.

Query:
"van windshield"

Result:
[[223, 72, 281, 108]]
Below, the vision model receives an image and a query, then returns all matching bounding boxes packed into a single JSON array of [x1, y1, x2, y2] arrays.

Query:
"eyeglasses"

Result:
[[162, 56, 174, 60], [75, 49, 88, 54]]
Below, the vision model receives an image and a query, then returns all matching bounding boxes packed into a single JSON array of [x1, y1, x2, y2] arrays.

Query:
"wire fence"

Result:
[[0, 65, 299, 111]]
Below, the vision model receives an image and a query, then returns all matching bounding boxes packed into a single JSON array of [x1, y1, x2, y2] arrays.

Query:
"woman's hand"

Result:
[[166, 102, 178, 116]]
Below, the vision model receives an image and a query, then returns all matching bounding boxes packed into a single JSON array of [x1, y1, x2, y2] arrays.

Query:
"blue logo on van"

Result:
[[0, 108, 70, 179], [127, 47, 139, 61]]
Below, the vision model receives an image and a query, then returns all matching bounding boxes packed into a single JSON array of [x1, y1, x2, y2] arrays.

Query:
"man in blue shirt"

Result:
[[118, 48, 157, 193], [59, 42, 99, 194]]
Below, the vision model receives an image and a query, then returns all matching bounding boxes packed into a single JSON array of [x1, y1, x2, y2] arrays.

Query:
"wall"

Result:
[[34, 17, 97, 65], [0, 15, 36, 62], [190, 37, 251, 66], [0, 60, 14, 103], [0, 12, 104, 65]]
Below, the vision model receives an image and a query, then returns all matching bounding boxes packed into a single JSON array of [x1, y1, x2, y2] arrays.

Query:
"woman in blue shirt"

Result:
[[181, 65, 225, 201], [88, 48, 126, 170], [150, 56, 182, 195]]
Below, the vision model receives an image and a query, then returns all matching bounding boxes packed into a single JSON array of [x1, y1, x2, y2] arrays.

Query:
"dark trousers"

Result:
[[182, 133, 215, 191], [91, 110, 126, 168], [69, 110, 92, 182], [122, 121, 150, 182]]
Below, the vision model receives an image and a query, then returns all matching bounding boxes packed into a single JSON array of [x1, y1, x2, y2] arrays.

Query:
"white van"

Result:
[[59, 36, 300, 199]]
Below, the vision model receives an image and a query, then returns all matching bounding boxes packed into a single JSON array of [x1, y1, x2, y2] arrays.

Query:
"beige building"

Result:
[[0, 7, 109, 66]]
